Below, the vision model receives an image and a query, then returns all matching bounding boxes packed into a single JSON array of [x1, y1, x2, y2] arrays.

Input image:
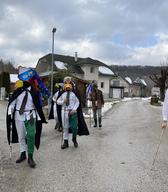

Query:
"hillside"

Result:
[[0, 59, 17, 74], [109, 65, 161, 79]]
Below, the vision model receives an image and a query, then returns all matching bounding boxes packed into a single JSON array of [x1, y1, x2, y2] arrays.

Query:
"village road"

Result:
[[0, 99, 168, 192]]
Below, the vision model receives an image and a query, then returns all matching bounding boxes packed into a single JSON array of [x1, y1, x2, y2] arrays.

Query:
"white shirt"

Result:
[[57, 91, 79, 111], [162, 89, 168, 121], [8, 87, 40, 121]]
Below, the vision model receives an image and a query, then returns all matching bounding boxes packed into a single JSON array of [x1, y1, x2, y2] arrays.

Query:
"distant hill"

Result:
[[109, 65, 161, 80], [0, 59, 17, 74], [109, 65, 163, 93]]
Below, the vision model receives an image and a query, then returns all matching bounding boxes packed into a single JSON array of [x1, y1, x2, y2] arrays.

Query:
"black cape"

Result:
[[48, 91, 62, 128], [6, 85, 47, 149], [49, 90, 89, 136]]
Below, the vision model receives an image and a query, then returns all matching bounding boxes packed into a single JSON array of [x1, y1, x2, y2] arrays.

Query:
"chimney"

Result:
[[75, 52, 78, 62]]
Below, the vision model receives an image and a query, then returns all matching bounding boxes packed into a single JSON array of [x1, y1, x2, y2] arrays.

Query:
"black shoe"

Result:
[[28, 154, 36, 168], [94, 124, 97, 127], [55, 122, 60, 129], [99, 124, 102, 127], [58, 127, 62, 132], [61, 140, 69, 149], [16, 151, 26, 163], [74, 141, 78, 148], [72, 138, 78, 148]]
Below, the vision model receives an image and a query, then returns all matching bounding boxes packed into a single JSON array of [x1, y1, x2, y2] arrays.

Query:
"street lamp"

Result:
[[51, 27, 56, 98]]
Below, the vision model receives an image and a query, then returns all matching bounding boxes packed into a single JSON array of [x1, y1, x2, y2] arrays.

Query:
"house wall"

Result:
[[109, 87, 124, 98], [75, 68, 113, 99], [110, 76, 134, 97], [132, 84, 146, 97], [98, 76, 111, 98], [81, 65, 99, 81]]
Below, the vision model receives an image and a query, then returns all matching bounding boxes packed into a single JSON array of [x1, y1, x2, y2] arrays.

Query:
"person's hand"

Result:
[[64, 98, 67, 104], [161, 121, 167, 129], [69, 110, 76, 115]]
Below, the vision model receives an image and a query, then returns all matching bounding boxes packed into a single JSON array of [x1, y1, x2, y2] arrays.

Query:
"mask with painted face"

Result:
[[64, 83, 72, 91]]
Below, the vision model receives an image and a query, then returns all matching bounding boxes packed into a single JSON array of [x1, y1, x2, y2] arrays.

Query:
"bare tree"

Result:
[[150, 66, 168, 101]]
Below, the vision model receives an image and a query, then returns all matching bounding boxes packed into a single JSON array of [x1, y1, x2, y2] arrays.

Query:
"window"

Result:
[[101, 82, 104, 88], [90, 67, 94, 73], [112, 80, 120, 86]]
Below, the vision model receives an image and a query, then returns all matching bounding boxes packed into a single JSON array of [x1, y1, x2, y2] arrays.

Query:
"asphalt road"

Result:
[[1, 99, 168, 192]]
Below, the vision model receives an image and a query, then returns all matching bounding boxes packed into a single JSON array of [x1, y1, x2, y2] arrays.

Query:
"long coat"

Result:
[[90, 89, 104, 111], [6, 85, 47, 149], [50, 89, 89, 136]]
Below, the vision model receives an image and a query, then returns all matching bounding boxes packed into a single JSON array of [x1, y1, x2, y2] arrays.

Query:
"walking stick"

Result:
[[89, 107, 91, 128], [9, 145, 12, 159], [61, 110, 65, 147], [152, 128, 166, 166], [9, 122, 12, 160]]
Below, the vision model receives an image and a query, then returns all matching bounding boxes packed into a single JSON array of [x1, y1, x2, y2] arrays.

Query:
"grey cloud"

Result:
[[0, 0, 168, 66]]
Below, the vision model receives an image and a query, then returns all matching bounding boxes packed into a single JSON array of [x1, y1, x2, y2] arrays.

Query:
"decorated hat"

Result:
[[18, 66, 36, 81], [64, 76, 72, 83], [15, 80, 23, 89]]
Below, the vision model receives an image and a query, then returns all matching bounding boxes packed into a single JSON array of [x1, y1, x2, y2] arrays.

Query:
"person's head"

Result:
[[63, 76, 75, 89], [92, 80, 98, 90], [63, 83, 73, 91]]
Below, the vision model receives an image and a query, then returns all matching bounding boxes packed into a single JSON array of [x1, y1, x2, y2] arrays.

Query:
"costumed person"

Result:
[[161, 89, 168, 129], [57, 76, 89, 149], [6, 66, 49, 168], [89, 80, 104, 128], [49, 82, 63, 131]]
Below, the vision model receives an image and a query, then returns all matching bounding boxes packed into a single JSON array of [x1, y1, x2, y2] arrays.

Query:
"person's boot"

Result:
[[28, 154, 36, 168], [58, 126, 62, 132], [61, 140, 69, 149], [94, 118, 97, 127], [16, 151, 26, 163], [72, 138, 78, 148], [55, 122, 60, 130], [98, 117, 102, 127]]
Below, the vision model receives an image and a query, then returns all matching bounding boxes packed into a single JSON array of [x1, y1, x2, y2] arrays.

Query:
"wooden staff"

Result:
[[89, 107, 92, 128], [9, 145, 12, 159], [152, 128, 166, 166]]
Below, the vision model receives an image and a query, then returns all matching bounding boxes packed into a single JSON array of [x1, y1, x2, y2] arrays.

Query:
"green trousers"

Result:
[[24, 119, 36, 155], [69, 113, 78, 140]]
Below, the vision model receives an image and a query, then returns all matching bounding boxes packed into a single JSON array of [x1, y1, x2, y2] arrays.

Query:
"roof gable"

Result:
[[36, 53, 113, 76]]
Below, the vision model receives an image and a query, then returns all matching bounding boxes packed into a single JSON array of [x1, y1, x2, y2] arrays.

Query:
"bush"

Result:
[[150, 95, 159, 105]]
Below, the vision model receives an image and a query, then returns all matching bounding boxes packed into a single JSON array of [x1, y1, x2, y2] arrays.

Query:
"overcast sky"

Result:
[[1, 0, 168, 68]]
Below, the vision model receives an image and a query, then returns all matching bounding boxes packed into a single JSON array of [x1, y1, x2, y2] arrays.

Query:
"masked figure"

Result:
[[90, 81, 104, 128], [6, 67, 48, 168], [57, 76, 89, 149]]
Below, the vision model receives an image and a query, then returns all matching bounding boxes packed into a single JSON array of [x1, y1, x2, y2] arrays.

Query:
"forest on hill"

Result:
[[0, 59, 17, 74], [110, 65, 161, 79]]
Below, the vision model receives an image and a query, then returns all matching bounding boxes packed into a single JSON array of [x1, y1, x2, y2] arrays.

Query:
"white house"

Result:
[[36, 53, 116, 99]]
